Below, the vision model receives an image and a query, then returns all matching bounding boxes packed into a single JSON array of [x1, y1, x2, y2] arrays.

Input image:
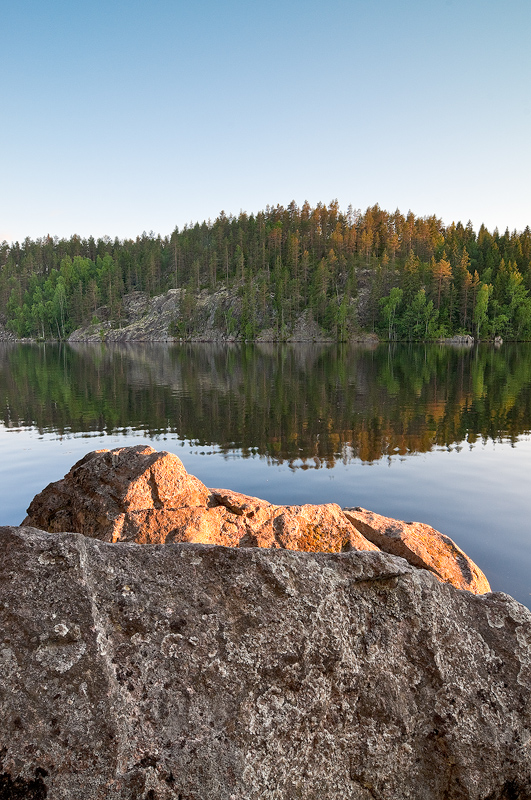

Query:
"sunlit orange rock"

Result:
[[23, 445, 213, 544], [23, 445, 490, 593], [23, 446, 377, 554], [343, 506, 490, 594], [211, 487, 378, 552]]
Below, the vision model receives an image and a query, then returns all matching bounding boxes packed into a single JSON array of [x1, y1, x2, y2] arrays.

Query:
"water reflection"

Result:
[[2, 341, 531, 466]]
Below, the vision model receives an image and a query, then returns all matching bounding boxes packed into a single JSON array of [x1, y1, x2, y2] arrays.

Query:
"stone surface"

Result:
[[22, 445, 379, 554], [1, 525, 530, 799], [439, 335, 475, 346], [68, 290, 182, 342], [0, 326, 17, 341], [343, 507, 491, 595], [23, 445, 213, 544], [67, 289, 341, 344], [23, 446, 490, 594]]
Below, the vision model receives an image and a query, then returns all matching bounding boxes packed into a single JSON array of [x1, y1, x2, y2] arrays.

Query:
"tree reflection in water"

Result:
[[1, 341, 530, 465]]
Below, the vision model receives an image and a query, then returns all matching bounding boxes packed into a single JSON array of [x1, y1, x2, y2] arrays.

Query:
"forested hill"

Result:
[[1, 201, 531, 341]]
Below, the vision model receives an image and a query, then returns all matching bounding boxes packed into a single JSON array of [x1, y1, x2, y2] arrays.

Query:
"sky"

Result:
[[1, 0, 530, 243]]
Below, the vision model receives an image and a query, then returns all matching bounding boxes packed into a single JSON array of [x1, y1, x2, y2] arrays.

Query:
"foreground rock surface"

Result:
[[1, 525, 530, 800], [23, 445, 490, 594]]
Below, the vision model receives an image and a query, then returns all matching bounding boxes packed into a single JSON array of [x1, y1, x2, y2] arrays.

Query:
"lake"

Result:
[[1, 341, 531, 606]]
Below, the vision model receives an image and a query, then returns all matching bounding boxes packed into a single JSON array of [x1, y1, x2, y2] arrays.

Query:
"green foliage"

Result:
[[377, 288, 442, 341], [379, 287, 403, 339], [2, 203, 531, 340], [474, 283, 492, 339], [401, 289, 441, 340]]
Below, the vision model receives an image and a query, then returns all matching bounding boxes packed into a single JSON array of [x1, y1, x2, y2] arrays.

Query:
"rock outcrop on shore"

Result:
[[0, 323, 17, 341], [24, 445, 489, 594], [438, 335, 475, 346], [3, 445, 530, 799], [67, 289, 351, 344]]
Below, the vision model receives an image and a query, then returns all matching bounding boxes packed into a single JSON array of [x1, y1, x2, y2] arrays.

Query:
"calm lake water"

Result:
[[1, 341, 531, 606]]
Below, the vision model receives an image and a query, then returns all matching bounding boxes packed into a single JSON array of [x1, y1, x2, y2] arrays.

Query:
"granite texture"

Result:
[[1, 525, 530, 799]]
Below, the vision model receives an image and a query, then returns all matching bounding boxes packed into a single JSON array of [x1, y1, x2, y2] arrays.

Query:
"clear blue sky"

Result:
[[1, 0, 530, 243]]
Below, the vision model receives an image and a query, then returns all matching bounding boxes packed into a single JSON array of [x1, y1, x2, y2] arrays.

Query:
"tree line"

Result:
[[1, 201, 531, 340]]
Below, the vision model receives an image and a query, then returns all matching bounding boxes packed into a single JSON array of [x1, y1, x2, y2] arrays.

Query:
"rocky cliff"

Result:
[[67, 289, 376, 344], [2, 446, 531, 799], [0, 324, 17, 341]]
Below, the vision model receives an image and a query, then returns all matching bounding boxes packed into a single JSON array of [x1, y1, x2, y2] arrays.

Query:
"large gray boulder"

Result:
[[1, 525, 530, 799]]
